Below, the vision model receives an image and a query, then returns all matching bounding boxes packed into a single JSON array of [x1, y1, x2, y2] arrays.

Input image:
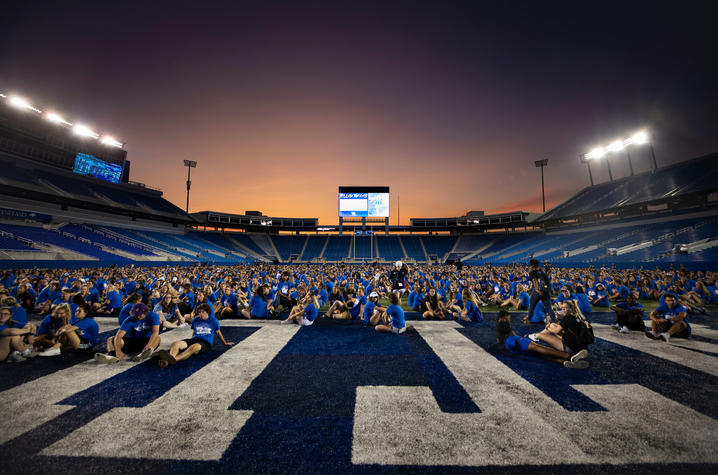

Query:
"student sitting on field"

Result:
[[375, 292, 407, 335], [0, 305, 37, 362], [522, 299, 548, 325], [500, 284, 529, 310], [455, 288, 483, 323], [94, 303, 160, 364], [281, 291, 320, 326], [421, 287, 444, 320], [34, 303, 72, 355], [610, 294, 645, 333], [38, 303, 99, 356], [155, 303, 233, 368], [495, 310, 588, 368], [645, 292, 690, 342], [241, 284, 274, 319], [363, 291, 385, 326], [527, 300, 594, 361]]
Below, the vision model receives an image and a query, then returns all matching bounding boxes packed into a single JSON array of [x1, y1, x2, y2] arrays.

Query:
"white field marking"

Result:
[[93, 317, 119, 334], [593, 323, 718, 377], [352, 321, 718, 466], [0, 326, 193, 445], [41, 324, 299, 461], [689, 323, 718, 340]]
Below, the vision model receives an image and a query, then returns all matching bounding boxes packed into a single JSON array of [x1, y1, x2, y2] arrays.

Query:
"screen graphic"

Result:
[[73, 153, 123, 184]]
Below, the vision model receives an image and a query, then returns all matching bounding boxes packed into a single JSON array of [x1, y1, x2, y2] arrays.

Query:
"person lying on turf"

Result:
[[94, 302, 160, 364], [155, 303, 233, 368], [496, 310, 588, 368]]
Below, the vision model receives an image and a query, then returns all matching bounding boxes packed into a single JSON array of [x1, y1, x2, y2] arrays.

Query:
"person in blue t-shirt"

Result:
[[363, 292, 385, 326], [281, 292, 320, 326], [495, 310, 588, 369], [0, 305, 37, 362], [242, 284, 274, 319], [376, 293, 407, 335], [610, 294, 644, 333], [118, 293, 143, 326], [39, 303, 99, 356], [156, 303, 233, 368], [590, 283, 610, 307], [456, 289, 483, 323], [646, 293, 690, 342], [573, 285, 592, 317], [101, 284, 124, 320], [94, 302, 161, 363]]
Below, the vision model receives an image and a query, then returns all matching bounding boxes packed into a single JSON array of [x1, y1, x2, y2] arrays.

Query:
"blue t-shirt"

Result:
[[11, 306, 28, 327], [518, 292, 530, 310], [118, 303, 134, 326], [505, 335, 531, 354], [655, 303, 690, 331], [37, 315, 63, 337], [249, 295, 268, 317], [304, 303, 319, 322], [465, 300, 483, 322], [107, 290, 123, 309], [73, 317, 99, 346], [191, 316, 220, 345], [386, 304, 405, 329], [349, 296, 366, 319], [574, 293, 592, 315], [363, 301, 376, 325], [120, 311, 161, 339]]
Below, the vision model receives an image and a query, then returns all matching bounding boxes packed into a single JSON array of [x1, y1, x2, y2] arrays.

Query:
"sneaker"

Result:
[[94, 353, 119, 364], [612, 323, 622, 331], [619, 326, 630, 334], [39, 347, 61, 357], [7, 351, 26, 362], [527, 333, 539, 343], [280, 319, 292, 324], [21, 348, 38, 358], [564, 359, 590, 369], [570, 349, 589, 363], [660, 333, 671, 343], [133, 347, 154, 363], [645, 330, 660, 340]]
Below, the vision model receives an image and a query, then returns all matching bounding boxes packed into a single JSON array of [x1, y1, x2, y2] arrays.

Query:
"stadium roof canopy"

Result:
[[534, 152, 718, 226]]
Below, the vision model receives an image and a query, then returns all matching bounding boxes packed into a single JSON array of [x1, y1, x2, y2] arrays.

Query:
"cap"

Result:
[[369, 292, 379, 298], [395, 260, 403, 268], [131, 303, 148, 318]]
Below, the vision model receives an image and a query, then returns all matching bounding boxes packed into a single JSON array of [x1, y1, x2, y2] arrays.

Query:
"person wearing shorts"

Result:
[[94, 302, 161, 364], [376, 293, 406, 335], [496, 310, 588, 368], [646, 292, 690, 342], [155, 303, 233, 368], [281, 292, 320, 326]]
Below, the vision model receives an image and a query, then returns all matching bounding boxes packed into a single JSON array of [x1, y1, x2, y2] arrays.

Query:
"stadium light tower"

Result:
[[183, 160, 197, 214], [534, 159, 548, 213], [582, 130, 657, 183]]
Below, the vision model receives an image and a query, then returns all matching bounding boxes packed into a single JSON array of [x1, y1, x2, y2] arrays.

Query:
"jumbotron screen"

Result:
[[72, 153, 123, 184], [338, 186, 390, 217]]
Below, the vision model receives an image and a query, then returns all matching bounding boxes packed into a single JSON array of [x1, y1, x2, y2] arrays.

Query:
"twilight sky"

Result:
[[1, 1, 716, 224]]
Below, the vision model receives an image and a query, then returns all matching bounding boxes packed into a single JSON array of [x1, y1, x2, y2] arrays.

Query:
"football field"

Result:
[[2, 311, 718, 474]]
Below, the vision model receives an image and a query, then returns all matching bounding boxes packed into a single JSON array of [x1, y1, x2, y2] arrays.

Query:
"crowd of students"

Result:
[[0, 260, 714, 366]]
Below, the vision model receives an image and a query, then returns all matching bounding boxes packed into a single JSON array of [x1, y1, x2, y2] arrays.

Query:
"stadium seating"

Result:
[[537, 153, 718, 222], [376, 236, 405, 261]]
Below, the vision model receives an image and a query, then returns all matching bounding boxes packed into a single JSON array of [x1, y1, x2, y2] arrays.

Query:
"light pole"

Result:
[[534, 159, 548, 213], [183, 160, 197, 214], [582, 130, 655, 184]]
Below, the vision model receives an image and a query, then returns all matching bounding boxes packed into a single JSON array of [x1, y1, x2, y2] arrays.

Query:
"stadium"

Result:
[[2, 2, 717, 474]]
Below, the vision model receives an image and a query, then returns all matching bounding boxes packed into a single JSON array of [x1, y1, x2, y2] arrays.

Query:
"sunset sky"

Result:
[[2, 1, 716, 224]]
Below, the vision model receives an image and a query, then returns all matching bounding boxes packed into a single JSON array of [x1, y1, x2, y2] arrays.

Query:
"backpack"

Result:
[[562, 313, 595, 350]]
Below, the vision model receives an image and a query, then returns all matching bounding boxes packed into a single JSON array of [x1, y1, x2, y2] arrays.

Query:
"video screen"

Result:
[[73, 153, 123, 184], [338, 186, 390, 217]]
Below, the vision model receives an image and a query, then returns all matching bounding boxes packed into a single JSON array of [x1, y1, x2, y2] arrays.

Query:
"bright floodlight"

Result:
[[45, 112, 64, 123], [631, 131, 648, 144], [589, 147, 605, 159], [607, 140, 624, 152], [183, 160, 197, 168], [8, 95, 41, 113], [101, 136, 123, 148], [73, 124, 99, 139]]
